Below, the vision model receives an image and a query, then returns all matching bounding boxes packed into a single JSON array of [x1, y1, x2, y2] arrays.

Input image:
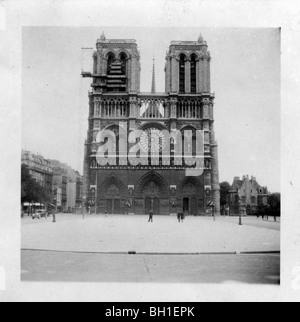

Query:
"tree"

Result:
[[269, 193, 280, 208], [220, 181, 231, 207], [21, 165, 52, 205]]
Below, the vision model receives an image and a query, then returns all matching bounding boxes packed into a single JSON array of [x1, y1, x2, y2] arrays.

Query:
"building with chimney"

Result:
[[82, 33, 220, 215], [229, 175, 269, 214]]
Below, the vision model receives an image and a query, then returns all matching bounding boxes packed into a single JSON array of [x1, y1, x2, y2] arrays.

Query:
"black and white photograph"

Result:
[[20, 26, 281, 285], [0, 0, 299, 303]]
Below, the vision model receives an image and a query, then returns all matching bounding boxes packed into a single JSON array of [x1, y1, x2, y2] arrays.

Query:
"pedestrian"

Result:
[[225, 206, 229, 216], [148, 210, 153, 223], [221, 206, 225, 216], [177, 211, 181, 223], [105, 208, 108, 217]]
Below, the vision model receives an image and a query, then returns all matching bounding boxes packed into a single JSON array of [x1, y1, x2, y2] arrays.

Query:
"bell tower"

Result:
[[83, 32, 141, 93], [164, 34, 220, 214], [165, 34, 211, 94]]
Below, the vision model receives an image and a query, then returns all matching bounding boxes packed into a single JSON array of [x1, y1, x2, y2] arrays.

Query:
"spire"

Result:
[[100, 31, 106, 41], [151, 57, 156, 94], [198, 33, 204, 43]]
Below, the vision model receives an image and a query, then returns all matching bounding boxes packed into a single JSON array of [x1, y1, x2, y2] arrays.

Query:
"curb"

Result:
[[238, 250, 280, 255], [22, 249, 280, 256]]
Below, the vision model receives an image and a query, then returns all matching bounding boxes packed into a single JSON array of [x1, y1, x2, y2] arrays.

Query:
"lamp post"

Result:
[[212, 203, 215, 221], [238, 197, 242, 226], [95, 187, 97, 216]]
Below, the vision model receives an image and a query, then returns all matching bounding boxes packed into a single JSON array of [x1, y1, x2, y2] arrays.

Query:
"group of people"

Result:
[[148, 210, 187, 223], [177, 211, 187, 223]]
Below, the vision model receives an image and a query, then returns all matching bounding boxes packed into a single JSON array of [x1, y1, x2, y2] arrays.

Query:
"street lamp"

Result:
[[238, 197, 242, 226], [212, 203, 215, 221]]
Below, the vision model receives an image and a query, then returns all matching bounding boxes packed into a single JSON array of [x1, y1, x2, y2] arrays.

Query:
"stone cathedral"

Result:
[[82, 33, 220, 216]]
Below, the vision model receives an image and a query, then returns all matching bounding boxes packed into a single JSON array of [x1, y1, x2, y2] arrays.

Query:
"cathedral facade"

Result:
[[82, 33, 220, 215]]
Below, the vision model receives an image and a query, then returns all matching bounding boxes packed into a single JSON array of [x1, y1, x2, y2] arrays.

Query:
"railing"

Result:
[[94, 98, 129, 118], [177, 98, 202, 119], [92, 94, 207, 120], [89, 155, 210, 170]]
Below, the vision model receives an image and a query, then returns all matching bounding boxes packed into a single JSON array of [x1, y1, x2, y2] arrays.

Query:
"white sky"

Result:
[[22, 27, 280, 192]]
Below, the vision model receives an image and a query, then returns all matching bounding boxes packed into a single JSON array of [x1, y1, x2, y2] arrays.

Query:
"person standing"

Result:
[[148, 210, 153, 223], [177, 211, 181, 223], [105, 208, 108, 217]]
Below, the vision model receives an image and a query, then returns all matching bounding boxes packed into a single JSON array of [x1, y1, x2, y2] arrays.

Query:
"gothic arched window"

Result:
[[107, 53, 115, 75], [179, 54, 186, 93], [180, 126, 197, 161], [119, 52, 127, 75], [190, 54, 197, 93]]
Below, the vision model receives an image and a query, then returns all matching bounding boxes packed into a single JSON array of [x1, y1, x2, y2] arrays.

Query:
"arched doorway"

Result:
[[180, 178, 200, 216], [135, 172, 169, 215], [99, 175, 127, 214], [144, 196, 160, 215], [106, 184, 121, 214], [143, 181, 161, 215]]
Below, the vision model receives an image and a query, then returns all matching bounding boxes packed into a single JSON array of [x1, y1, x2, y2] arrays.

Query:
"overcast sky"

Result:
[[22, 27, 280, 192]]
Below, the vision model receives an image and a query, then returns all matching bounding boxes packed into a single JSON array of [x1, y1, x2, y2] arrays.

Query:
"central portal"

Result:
[[135, 171, 169, 215], [107, 199, 121, 214], [145, 197, 160, 215]]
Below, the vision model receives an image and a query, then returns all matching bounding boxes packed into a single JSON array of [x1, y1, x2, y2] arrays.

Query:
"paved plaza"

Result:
[[22, 214, 280, 254], [21, 250, 280, 284], [21, 214, 280, 284]]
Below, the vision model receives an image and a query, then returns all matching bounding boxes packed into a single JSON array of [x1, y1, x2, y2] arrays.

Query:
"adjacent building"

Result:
[[76, 173, 84, 207], [229, 175, 269, 214], [22, 151, 83, 211], [21, 150, 53, 195], [49, 159, 83, 211], [49, 160, 68, 210], [82, 33, 220, 215]]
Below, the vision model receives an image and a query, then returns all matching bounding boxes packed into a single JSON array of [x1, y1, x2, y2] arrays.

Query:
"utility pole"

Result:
[[95, 171, 98, 215]]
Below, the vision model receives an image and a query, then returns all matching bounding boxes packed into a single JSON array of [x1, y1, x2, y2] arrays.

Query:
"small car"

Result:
[[32, 210, 48, 220]]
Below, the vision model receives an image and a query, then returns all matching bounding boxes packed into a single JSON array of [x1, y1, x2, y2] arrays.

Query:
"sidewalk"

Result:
[[22, 214, 280, 254]]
